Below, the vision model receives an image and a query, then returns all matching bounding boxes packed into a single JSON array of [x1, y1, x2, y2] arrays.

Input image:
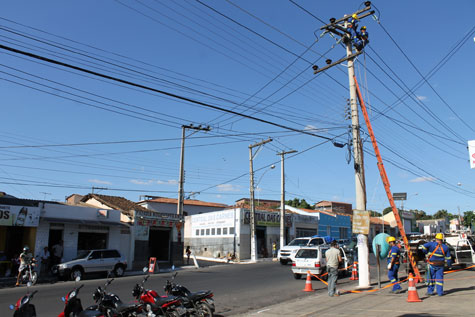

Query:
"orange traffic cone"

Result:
[[302, 272, 315, 292], [407, 273, 422, 302], [350, 262, 358, 281]]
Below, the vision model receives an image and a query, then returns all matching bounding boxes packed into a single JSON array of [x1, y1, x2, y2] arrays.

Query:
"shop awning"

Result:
[[41, 217, 128, 227]]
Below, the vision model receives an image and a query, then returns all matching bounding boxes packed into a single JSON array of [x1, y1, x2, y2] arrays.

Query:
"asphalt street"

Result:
[[1, 261, 343, 316]]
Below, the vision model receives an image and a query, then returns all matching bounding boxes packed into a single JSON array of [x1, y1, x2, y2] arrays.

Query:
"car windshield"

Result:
[[288, 239, 310, 246], [296, 249, 318, 258], [73, 250, 90, 260]]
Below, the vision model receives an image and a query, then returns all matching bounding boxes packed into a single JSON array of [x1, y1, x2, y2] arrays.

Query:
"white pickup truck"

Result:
[[277, 236, 327, 265]]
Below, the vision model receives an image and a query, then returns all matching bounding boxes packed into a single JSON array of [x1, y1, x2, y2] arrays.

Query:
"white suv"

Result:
[[277, 236, 327, 265], [55, 249, 127, 280]]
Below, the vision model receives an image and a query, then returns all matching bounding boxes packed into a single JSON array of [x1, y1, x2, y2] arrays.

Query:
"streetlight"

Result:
[[255, 165, 275, 206]]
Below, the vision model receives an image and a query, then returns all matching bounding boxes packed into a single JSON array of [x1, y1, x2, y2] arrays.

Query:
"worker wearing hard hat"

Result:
[[421, 233, 451, 296], [346, 14, 359, 43], [387, 236, 403, 293], [355, 26, 370, 51]]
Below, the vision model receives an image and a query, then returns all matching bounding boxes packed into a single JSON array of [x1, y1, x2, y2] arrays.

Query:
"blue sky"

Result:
[[0, 0, 474, 215]]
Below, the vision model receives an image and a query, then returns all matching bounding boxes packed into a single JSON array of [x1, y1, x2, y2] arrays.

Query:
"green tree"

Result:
[[433, 209, 457, 220], [382, 207, 402, 215], [463, 211, 475, 229], [413, 209, 431, 220], [285, 198, 314, 209], [369, 210, 382, 217]]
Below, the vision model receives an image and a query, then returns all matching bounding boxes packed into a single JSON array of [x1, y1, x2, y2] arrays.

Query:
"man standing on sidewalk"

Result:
[[421, 233, 451, 296], [387, 236, 403, 293], [325, 240, 342, 297]]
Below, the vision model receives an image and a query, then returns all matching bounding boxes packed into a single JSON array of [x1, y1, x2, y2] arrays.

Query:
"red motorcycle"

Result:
[[9, 285, 38, 317], [132, 271, 187, 317], [58, 277, 84, 317]]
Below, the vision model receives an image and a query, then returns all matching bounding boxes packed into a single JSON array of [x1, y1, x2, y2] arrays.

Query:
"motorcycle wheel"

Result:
[[165, 311, 180, 317], [31, 271, 38, 285], [196, 303, 213, 317]]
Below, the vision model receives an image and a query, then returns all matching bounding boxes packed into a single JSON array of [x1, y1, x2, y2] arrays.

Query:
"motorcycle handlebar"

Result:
[[31, 290, 38, 297], [77, 284, 84, 291]]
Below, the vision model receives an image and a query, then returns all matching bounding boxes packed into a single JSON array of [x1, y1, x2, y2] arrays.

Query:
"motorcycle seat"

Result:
[[115, 300, 137, 312], [189, 290, 212, 301]]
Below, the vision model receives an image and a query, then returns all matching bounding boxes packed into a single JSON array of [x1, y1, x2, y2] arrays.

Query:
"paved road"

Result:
[[0, 261, 342, 316]]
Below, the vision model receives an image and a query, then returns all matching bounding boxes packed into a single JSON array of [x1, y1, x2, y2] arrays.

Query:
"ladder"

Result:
[[353, 75, 422, 282]]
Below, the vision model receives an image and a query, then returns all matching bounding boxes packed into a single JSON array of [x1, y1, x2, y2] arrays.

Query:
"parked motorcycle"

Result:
[[164, 272, 214, 316], [59, 277, 84, 317], [18, 260, 38, 286], [132, 268, 187, 317], [9, 282, 38, 317], [80, 278, 138, 317]]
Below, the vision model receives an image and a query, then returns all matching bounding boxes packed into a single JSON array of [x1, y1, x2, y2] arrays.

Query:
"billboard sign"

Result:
[[0, 205, 40, 227], [393, 193, 407, 201], [468, 140, 475, 169], [352, 210, 370, 235]]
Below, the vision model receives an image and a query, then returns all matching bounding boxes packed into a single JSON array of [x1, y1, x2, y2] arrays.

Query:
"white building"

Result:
[[138, 196, 228, 216], [184, 206, 351, 260]]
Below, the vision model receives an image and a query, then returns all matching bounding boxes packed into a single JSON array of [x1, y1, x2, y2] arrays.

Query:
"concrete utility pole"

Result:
[[249, 138, 272, 262], [177, 124, 211, 217], [344, 17, 369, 289], [315, 2, 374, 289], [277, 150, 297, 250]]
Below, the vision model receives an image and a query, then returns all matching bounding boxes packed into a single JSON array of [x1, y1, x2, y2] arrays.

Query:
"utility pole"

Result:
[[177, 124, 211, 217], [316, 2, 374, 288], [277, 150, 297, 250], [249, 138, 272, 262]]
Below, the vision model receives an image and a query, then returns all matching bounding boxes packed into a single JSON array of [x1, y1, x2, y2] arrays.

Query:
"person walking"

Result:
[[325, 240, 342, 297], [185, 246, 191, 265], [387, 236, 403, 293], [421, 233, 451, 296], [272, 241, 277, 258]]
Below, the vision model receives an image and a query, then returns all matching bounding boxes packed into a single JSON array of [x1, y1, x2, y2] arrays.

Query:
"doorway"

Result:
[[148, 228, 170, 262], [256, 226, 267, 257]]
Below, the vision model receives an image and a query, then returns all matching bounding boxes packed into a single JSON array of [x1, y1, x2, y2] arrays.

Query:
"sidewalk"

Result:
[[233, 268, 475, 317]]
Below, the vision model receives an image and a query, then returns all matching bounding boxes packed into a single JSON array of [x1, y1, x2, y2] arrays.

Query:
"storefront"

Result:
[[0, 199, 40, 261], [184, 208, 292, 260], [36, 203, 128, 264], [133, 210, 182, 269]]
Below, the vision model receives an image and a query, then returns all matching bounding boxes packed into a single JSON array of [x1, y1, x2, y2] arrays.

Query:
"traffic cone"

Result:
[[407, 273, 422, 302], [302, 272, 315, 292], [350, 262, 358, 281]]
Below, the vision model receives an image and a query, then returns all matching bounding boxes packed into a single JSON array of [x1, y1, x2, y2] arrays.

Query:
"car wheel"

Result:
[[70, 267, 83, 281], [114, 264, 125, 277], [293, 273, 302, 279], [279, 259, 288, 265]]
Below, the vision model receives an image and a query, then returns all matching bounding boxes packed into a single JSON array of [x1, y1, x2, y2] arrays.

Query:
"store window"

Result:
[[211, 228, 215, 235], [195, 229, 200, 236], [223, 228, 228, 235], [206, 228, 210, 235], [296, 228, 317, 237], [229, 227, 234, 234], [217, 228, 221, 235], [77, 232, 107, 251], [200, 229, 204, 236]]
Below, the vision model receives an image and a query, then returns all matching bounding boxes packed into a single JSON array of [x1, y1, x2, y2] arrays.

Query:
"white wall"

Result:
[[141, 201, 226, 216]]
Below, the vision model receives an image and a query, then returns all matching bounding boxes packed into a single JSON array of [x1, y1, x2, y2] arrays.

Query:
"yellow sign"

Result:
[[352, 210, 370, 234]]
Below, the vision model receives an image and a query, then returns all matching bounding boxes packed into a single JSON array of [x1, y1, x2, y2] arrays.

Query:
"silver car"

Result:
[[55, 249, 127, 280]]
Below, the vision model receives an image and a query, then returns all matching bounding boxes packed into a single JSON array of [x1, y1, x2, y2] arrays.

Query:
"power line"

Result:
[[0, 43, 336, 141], [376, 20, 475, 134]]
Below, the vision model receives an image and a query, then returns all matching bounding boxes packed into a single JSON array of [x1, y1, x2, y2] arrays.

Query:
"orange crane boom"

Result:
[[353, 75, 422, 282]]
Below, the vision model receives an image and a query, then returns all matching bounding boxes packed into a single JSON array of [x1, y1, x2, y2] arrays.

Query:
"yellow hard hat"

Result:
[[387, 236, 396, 243], [352, 14, 358, 20], [361, 26, 367, 30], [435, 233, 444, 240]]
